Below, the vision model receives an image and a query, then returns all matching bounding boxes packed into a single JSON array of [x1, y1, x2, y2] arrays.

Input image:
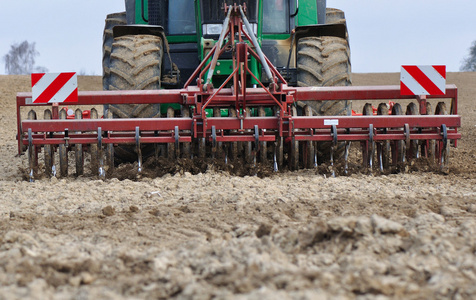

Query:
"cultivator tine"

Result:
[[98, 127, 105, 179], [244, 108, 252, 164], [89, 108, 99, 175], [253, 125, 259, 167], [228, 107, 239, 162], [75, 109, 84, 176], [403, 123, 410, 165], [104, 109, 114, 176], [174, 126, 180, 159], [59, 109, 68, 177], [303, 105, 315, 169], [224, 144, 228, 165], [258, 107, 267, 164], [27, 128, 34, 182], [376, 103, 390, 173], [330, 146, 335, 178], [211, 125, 217, 159], [275, 136, 284, 172], [361, 104, 373, 172], [273, 144, 278, 172], [290, 106, 299, 171], [330, 125, 338, 178], [378, 147, 383, 172], [440, 124, 449, 173], [182, 107, 192, 159], [314, 146, 318, 168], [425, 102, 436, 164], [213, 108, 223, 160], [135, 127, 142, 173], [435, 102, 450, 172], [43, 109, 55, 177], [369, 124, 375, 172], [167, 107, 175, 159], [344, 141, 351, 175]]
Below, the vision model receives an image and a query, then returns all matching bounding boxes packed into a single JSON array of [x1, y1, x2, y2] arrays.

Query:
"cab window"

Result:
[[262, 0, 289, 34], [168, 0, 196, 35]]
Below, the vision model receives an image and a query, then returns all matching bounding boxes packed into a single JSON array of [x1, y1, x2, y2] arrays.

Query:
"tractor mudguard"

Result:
[[294, 23, 347, 42], [113, 24, 165, 39]]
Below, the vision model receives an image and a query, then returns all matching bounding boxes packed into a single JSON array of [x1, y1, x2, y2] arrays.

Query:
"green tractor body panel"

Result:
[[296, 0, 318, 26]]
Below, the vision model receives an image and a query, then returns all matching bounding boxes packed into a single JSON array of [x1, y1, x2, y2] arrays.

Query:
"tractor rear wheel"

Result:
[[102, 12, 127, 90], [297, 36, 352, 163], [108, 34, 163, 163], [325, 8, 346, 25]]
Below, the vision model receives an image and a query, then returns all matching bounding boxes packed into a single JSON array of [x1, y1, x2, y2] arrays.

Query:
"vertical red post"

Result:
[[417, 95, 427, 115]]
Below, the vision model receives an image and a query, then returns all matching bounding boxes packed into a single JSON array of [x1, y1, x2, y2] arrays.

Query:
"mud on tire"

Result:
[[297, 36, 351, 163], [102, 12, 127, 90], [108, 34, 163, 163]]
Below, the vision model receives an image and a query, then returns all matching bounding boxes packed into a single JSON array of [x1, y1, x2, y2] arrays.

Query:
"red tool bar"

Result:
[[16, 87, 284, 106], [26, 136, 192, 146], [21, 115, 460, 134], [213, 135, 276, 143], [294, 84, 457, 101], [292, 115, 461, 129], [18, 84, 455, 107], [21, 118, 193, 132], [293, 132, 461, 142], [205, 117, 278, 130], [17, 89, 188, 106]]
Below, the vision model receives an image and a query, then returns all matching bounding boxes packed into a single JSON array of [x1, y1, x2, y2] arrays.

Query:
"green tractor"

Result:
[[102, 0, 351, 163]]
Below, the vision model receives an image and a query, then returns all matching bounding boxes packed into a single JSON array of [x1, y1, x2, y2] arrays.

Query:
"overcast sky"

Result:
[[0, 0, 475, 75]]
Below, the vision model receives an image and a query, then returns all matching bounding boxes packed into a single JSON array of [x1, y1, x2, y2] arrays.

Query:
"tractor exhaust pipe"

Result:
[[317, 0, 327, 24]]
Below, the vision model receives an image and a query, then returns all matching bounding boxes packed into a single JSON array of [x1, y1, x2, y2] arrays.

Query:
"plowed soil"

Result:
[[1, 73, 476, 299]]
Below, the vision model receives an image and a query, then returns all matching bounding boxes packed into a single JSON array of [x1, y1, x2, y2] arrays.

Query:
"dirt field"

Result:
[[1, 73, 476, 299]]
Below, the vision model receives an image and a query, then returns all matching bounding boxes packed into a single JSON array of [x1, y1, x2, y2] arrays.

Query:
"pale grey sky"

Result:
[[1, 0, 474, 75]]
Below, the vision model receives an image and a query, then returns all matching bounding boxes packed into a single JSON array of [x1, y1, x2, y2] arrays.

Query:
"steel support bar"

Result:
[[24, 136, 192, 146], [292, 115, 461, 129], [21, 118, 193, 132], [17, 85, 457, 107], [293, 132, 461, 142], [22, 115, 460, 137], [24, 129, 459, 146], [17, 89, 191, 106], [295, 84, 457, 101], [212, 135, 276, 142], [17, 89, 288, 108]]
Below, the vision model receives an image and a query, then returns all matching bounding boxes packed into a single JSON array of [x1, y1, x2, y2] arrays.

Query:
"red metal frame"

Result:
[[16, 3, 461, 172], [16, 84, 461, 153]]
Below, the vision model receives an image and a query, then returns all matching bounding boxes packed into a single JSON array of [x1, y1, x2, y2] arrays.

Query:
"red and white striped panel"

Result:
[[31, 72, 78, 103], [400, 65, 446, 96]]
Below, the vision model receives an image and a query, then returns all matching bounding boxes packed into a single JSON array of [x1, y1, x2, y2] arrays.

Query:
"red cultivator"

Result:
[[16, 5, 461, 181]]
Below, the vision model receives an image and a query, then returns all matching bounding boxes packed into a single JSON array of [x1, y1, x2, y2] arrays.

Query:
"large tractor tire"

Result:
[[297, 36, 351, 115], [102, 12, 127, 90], [108, 34, 163, 163], [325, 8, 350, 44], [296, 35, 352, 163], [325, 8, 346, 25]]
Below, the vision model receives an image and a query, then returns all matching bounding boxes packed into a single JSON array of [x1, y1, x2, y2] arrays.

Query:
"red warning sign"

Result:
[[31, 72, 78, 103], [400, 65, 446, 96]]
